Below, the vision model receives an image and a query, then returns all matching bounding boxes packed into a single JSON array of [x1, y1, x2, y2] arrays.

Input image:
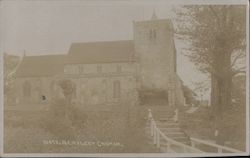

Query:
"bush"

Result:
[[42, 97, 87, 140]]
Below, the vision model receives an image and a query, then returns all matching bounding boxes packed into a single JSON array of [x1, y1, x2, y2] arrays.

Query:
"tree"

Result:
[[4, 53, 20, 104], [182, 85, 198, 105], [175, 5, 246, 144], [59, 79, 75, 106]]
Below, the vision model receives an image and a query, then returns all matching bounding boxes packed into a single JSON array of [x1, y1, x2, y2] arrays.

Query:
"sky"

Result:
[[0, 0, 213, 99]]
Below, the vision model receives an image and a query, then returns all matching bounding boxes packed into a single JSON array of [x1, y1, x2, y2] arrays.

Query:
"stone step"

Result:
[[165, 132, 186, 138], [151, 111, 174, 115], [145, 136, 190, 147], [150, 114, 174, 120], [155, 123, 179, 128], [155, 127, 182, 133], [160, 140, 190, 147], [156, 121, 178, 125], [160, 146, 176, 153], [145, 121, 177, 127], [145, 129, 191, 145], [145, 131, 189, 142], [145, 127, 183, 135], [172, 137, 191, 145], [159, 118, 175, 122], [160, 145, 187, 153]]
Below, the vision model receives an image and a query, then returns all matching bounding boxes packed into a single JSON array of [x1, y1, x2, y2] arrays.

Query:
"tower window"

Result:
[[149, 29, 157, 40]]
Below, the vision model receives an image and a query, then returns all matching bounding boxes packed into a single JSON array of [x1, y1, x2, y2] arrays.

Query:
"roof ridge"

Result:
[[23, 54, 66, 58], [71, 39, 133, 45]]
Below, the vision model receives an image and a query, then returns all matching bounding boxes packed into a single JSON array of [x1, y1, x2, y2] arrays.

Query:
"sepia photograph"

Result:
[[0, 0, 249, 157]]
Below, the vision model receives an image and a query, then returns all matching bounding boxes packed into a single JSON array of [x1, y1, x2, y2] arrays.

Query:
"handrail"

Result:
[[148, 109, 204, 153], [190, 137, 243, 153], [157, 123, 203, 153]]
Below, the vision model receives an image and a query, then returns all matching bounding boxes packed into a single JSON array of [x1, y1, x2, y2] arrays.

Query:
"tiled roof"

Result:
[[66, 40, 135, 64], [15, 40, 136, 77], [15, 54, 66, 77]]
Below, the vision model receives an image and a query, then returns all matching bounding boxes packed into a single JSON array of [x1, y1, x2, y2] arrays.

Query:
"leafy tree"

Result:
[[59, 79, 75, 106], [175, 5, 246, 144], [4, 53, 20, 104], [182, 85, 197, 105]]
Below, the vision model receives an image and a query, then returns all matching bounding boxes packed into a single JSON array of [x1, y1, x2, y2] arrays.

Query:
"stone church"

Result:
[[13, 14, 185, 108]]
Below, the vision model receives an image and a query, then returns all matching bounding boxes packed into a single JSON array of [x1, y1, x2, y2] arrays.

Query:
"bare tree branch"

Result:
[[231, 52, 246, 68]]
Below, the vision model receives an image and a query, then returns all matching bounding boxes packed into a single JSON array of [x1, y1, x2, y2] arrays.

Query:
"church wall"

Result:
[[13, 76, 59, 104], [64, 62, 137, 75], [65, 75, 137, 106], [12, 61, 138, 108], [63, 62, 138, 106]]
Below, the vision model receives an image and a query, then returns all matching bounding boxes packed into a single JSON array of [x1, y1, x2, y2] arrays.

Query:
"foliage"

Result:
[[58, 79, 75, 101], [3, 53, 20, 104], [138, 88, 168, 105], [175, 5, 246, 75], [175, 5, 246, 144], [182, 85, 198, 105]]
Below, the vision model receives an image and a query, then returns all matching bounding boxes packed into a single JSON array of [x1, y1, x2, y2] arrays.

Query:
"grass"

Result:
[[178, 106, 246, 151], [4, 103, 159, 153]]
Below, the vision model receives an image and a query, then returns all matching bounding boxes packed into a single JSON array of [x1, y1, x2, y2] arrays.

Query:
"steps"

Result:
[[145, 119, 191, 146], [144, 106, 192, 150]]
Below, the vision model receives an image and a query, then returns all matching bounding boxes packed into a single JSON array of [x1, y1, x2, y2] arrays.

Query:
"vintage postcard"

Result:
[[0, 0, 249, 157]]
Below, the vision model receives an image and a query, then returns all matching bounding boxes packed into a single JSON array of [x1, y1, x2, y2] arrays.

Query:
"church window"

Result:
[[153, 29, 157, 39], [149, 30, 153, 39], [117, 65, 122, 73], [72, 81, 77, 99], [79, 65, 84, 74], [23, 81, 31, 97], [113, 80, 121, 98], [97, 65, 102, 73], [149, 29, 157, 40]]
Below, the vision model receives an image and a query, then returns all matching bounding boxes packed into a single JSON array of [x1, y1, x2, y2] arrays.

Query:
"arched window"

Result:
[[153, 29, 157, 39], [72, 82, 77, 99], [149, 29, 157, 40], [23, 81, 31, 97], [113, 80, 121, 98], [149, 30, 153, 39]]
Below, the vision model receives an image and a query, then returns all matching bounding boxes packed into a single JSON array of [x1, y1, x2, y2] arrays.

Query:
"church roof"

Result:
[[15, 54, 66, 77], [15, 40, 136, 77], [66, 40, 135, 64]]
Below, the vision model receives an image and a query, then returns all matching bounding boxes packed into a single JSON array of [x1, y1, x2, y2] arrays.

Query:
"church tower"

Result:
[[133, 13, 184, 106], [133, 14, 177, 90]]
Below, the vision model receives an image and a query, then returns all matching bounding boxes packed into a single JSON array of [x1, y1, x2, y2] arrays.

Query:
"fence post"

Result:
[[150, 119, 153, 137], [218, 148, 223, 153], [191, 141, 195, 147], [166, 141, 170, 152], [153, 125, 157, 145], [156, 129, 160, 148], [174, 109, 178, 122], [183, 146, 187, 152]]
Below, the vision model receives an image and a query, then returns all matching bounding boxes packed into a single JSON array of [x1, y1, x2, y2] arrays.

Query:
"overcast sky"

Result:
[[3, 0, 245, 99]]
